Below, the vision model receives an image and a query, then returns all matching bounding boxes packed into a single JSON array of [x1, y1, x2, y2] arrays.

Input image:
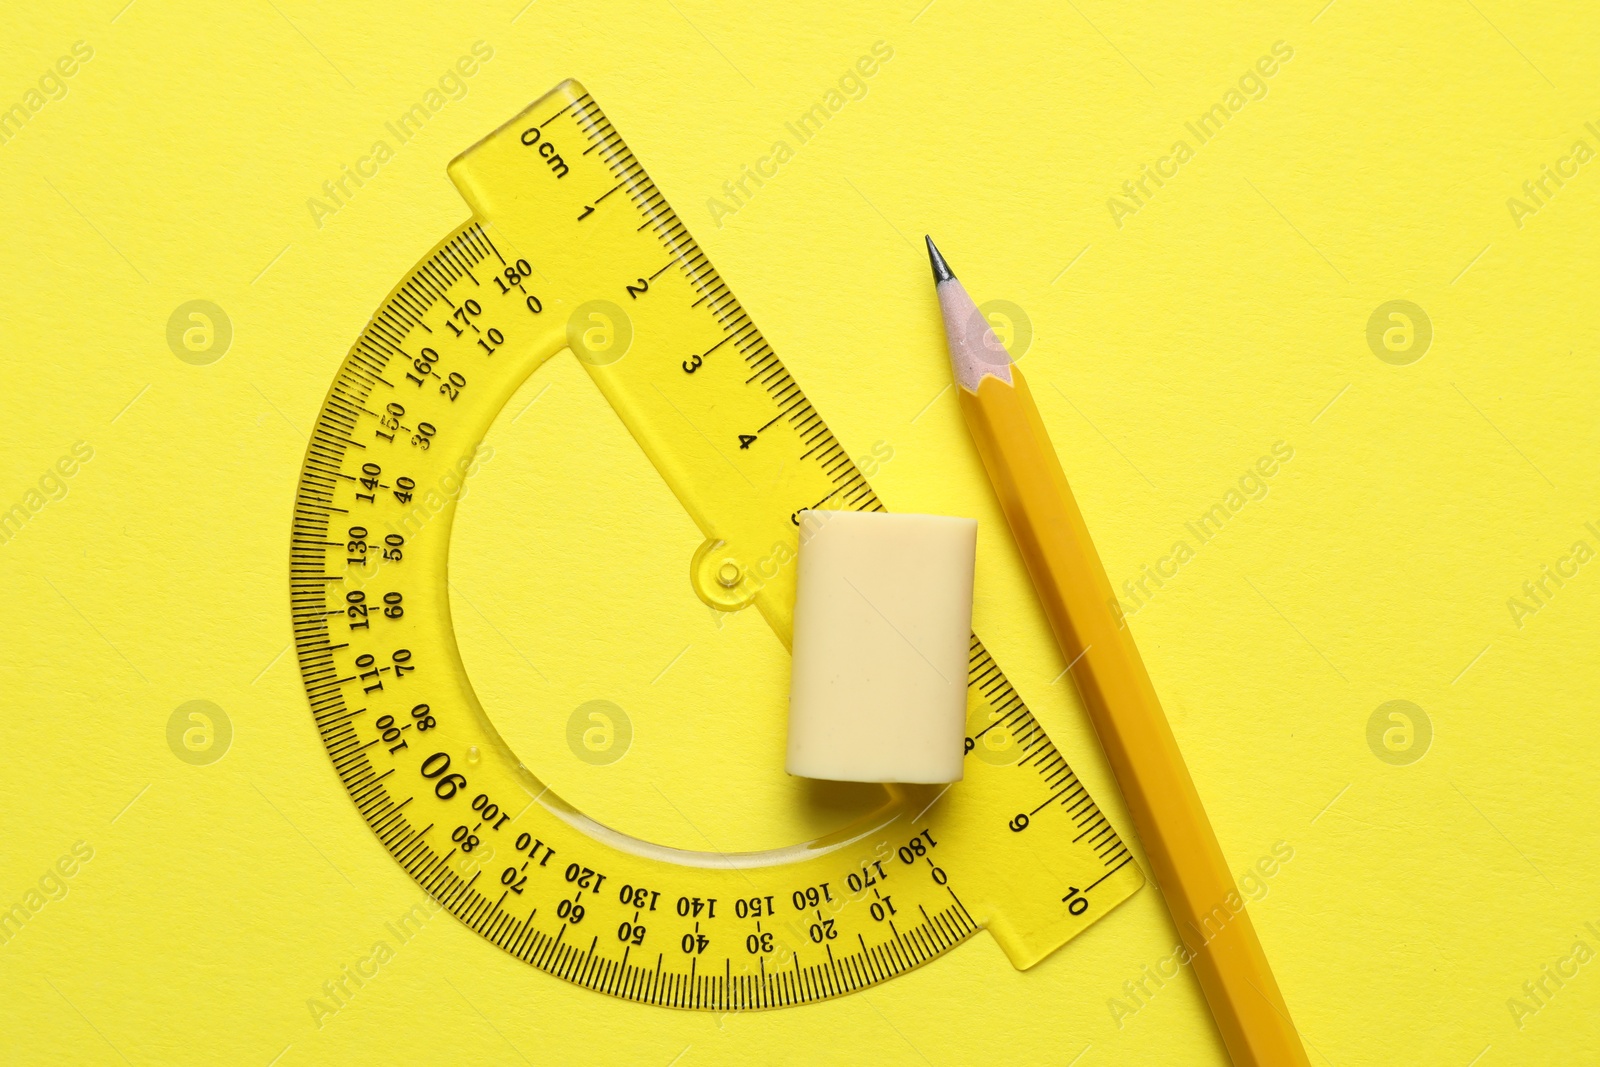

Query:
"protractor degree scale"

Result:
[[290, 79, 1142, 1010]]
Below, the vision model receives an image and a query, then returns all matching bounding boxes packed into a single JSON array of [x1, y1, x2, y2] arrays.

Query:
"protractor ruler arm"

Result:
[[291, 78, 1142, 1011], [447, 84, 828, 638]]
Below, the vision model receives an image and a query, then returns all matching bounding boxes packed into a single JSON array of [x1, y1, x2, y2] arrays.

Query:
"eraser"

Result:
[[785, 510, 976, 784]]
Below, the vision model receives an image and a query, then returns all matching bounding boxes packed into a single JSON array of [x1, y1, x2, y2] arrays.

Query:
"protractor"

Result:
[[290, 79, 1142, 1011]]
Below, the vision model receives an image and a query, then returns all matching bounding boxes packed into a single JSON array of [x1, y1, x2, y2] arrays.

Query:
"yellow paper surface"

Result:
[[3, 3, 1597, 1064]]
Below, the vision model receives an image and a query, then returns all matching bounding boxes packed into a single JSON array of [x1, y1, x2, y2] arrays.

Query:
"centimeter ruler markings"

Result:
[[290, 81, 1140, 1011], [568, 94, 874, 517]]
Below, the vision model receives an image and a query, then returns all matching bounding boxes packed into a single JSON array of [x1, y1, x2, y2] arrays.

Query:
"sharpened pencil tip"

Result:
[[925, 235, 955, 285]]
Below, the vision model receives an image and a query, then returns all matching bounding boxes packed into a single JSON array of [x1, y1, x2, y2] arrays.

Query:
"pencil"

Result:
[[926, 236, 1309, 1067]]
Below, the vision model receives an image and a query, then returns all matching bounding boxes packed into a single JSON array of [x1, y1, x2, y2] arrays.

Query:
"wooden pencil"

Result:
[[927, 236, 1309, 1067]]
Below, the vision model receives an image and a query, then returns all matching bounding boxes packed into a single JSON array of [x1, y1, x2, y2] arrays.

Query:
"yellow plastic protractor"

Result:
[[290, 79, 1142, 1010]]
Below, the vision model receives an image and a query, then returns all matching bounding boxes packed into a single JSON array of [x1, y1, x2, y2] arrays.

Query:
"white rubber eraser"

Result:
[[786, 510, 976, 784]]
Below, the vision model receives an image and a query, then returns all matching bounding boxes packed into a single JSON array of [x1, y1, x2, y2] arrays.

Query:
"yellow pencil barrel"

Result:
[[959, 369, 1310, 1067]]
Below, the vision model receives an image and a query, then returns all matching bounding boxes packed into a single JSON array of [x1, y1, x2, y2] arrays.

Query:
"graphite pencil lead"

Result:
[[925, 235, 956, 285]]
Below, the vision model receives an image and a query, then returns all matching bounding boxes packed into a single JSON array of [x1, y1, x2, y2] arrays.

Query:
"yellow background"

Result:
[[3, 1, 1598, 1064]]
